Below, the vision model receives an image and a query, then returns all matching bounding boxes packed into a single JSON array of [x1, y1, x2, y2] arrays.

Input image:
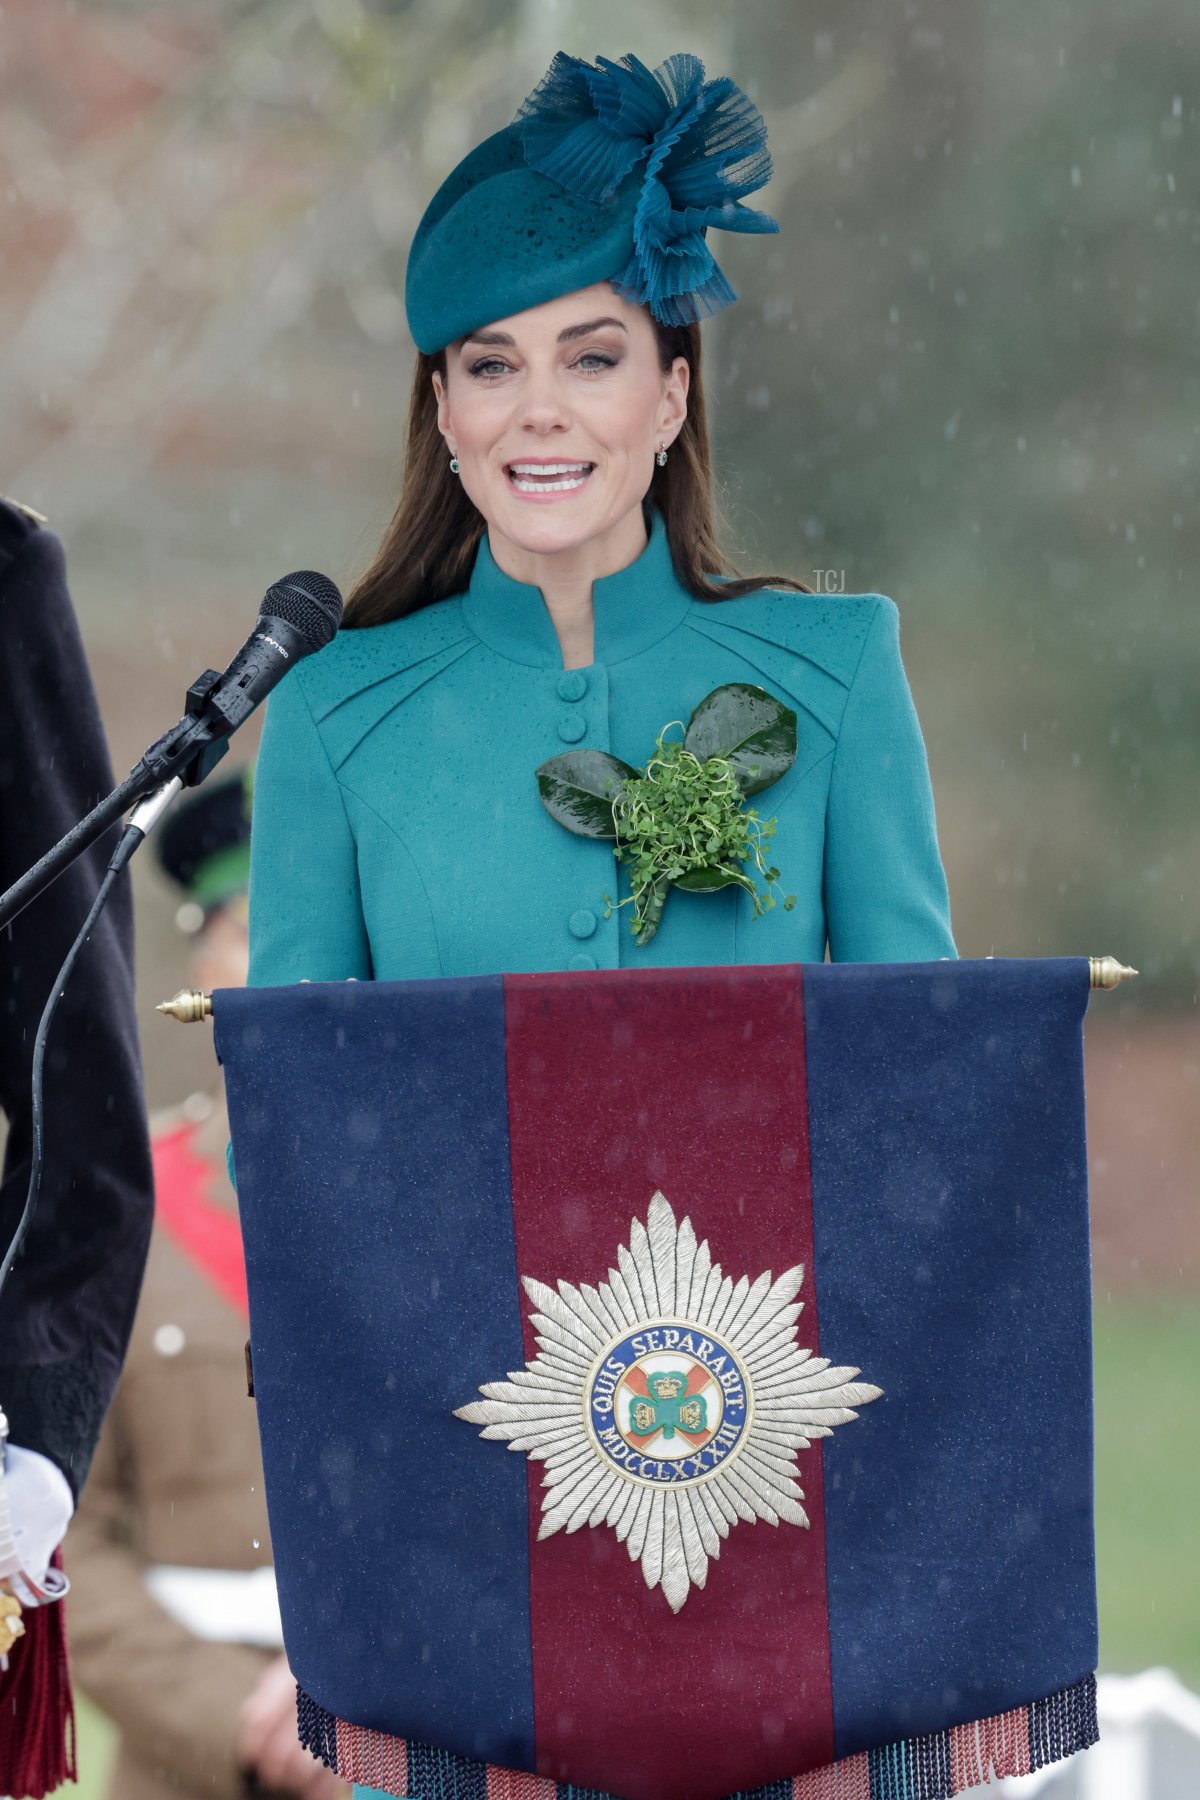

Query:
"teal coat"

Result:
[[246, 510, 956, 988]]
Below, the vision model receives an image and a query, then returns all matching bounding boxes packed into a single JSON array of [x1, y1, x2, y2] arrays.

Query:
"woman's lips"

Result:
[[505, 460, 595, 499]]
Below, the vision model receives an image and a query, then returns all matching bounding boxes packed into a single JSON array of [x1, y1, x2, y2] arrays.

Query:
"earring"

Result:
[[449, 454, 460, 474], [655, 443, 668, 467]]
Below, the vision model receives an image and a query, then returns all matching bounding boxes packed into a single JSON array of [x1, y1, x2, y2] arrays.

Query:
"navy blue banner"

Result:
[[216, 957, 1097, 1800]]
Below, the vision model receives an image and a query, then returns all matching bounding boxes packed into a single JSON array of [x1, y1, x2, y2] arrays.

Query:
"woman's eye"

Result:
[[466, 352, 617, 378]]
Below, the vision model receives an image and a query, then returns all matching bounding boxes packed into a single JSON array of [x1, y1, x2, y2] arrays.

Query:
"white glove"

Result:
[[0, 1444, 74, 1605]]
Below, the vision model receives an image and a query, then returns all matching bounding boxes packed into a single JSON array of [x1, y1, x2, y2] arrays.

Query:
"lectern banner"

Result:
[[215, 959, 1099, 1800]]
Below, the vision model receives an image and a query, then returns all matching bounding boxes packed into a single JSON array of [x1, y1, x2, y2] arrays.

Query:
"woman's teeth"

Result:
[[507, 462, 594, 493]]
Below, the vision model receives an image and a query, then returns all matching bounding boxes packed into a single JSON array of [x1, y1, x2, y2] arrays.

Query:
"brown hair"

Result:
[[343, 317, 811, 628]]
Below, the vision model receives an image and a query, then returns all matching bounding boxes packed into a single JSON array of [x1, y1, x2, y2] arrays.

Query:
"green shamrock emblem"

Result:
[[626, 1369, 710, 1442]]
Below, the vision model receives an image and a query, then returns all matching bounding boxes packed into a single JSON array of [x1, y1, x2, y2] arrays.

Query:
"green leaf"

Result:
[[536, 750, 639, 837], [673, 865, 758, 897], [682, 683, 797, 795], [632, 879, 670, 945]]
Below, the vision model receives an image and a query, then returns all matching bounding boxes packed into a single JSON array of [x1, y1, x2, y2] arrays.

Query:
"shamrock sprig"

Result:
[[536, 683, 798, 946]]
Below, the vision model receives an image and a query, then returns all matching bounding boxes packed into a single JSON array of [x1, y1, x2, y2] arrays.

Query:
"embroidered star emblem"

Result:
[[456, 1190, 882, 1612]]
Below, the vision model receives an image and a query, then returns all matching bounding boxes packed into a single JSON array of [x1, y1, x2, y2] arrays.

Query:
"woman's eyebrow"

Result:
[[460, 317, 629, 350], [556, 316, 628, 342]]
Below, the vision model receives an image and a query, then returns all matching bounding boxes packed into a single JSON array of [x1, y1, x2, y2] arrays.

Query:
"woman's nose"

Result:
[[515, 367, 571, 433]]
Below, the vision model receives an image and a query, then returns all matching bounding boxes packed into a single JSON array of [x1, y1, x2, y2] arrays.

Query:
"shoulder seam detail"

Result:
[[290, 666, 360, 852], [297, 631, 480, 734], [337, 779, 446, 976], [829, 595, 886, 766]]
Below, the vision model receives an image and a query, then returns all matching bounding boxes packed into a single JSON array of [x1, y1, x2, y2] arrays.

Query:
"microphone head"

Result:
[[261, 571, 343, 651]]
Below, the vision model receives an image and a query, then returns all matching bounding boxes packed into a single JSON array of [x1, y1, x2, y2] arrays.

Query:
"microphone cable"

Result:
[[0, 791, 175, 1301]]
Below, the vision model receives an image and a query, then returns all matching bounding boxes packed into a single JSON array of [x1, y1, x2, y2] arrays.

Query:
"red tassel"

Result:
[[0, 1550, 76, 1799]]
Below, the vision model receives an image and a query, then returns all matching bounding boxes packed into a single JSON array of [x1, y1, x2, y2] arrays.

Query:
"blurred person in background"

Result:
[[65, 769, 348, 1800], [0, 490, 154, 1796]]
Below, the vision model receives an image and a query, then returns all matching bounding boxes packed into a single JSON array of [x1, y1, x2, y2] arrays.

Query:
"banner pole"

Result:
[[154, 956, 1140, 1025]]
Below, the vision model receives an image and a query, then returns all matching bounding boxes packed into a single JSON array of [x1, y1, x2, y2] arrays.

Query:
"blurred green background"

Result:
[[1, 0, 1196, 1789]]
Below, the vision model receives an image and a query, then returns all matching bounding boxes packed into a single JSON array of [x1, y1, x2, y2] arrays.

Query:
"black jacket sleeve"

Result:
[[0, 502, 154, 1498]]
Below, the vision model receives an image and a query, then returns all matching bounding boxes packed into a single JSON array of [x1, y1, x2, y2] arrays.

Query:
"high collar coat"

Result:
[[246, 511, 956, 989]]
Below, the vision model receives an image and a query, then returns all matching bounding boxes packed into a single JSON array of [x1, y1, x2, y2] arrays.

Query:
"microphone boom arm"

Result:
[[0, 670, 231, 933]]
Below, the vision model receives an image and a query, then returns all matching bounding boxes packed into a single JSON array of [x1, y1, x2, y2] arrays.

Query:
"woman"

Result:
[[248, 52, 954, 1000], [245, 49, 955, 1800]]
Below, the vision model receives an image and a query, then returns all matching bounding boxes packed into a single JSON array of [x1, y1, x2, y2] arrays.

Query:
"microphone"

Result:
[[127, 566, 344, 823], [199, 570, 343, 734], [140, 569, 343, 778]]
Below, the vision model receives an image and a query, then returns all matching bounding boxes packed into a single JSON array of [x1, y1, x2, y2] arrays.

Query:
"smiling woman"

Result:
[[243, 46, 958, 1800], [343, 284, 809, 649]]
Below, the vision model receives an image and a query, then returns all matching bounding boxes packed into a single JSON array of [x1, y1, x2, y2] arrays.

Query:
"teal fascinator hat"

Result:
[[405, 51, 779, 354]]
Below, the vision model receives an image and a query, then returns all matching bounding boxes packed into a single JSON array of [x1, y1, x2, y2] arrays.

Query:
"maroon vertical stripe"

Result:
[[502, 964, 834, 1800]]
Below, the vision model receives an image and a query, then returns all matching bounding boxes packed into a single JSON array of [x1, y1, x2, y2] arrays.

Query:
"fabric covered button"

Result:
[[556, 670, 588, 701], [568, 909, 597, 940], [556, 714, 586, 743], [568, 952, 597, 971]]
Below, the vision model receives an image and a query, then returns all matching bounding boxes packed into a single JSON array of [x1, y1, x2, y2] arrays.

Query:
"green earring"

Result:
[[449, 454, 460, 474]]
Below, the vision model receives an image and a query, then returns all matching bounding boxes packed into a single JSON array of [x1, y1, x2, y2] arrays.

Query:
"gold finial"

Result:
[[1089, 956, 1139, 989], [157, 989, 213, 1023]]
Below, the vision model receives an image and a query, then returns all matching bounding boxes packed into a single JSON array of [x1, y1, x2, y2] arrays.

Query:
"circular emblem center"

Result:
[[585, 1318, 752, 1488]]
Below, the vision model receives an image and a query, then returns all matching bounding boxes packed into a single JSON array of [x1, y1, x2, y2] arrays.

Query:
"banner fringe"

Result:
[[297, 1672, 1099, 1800]]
